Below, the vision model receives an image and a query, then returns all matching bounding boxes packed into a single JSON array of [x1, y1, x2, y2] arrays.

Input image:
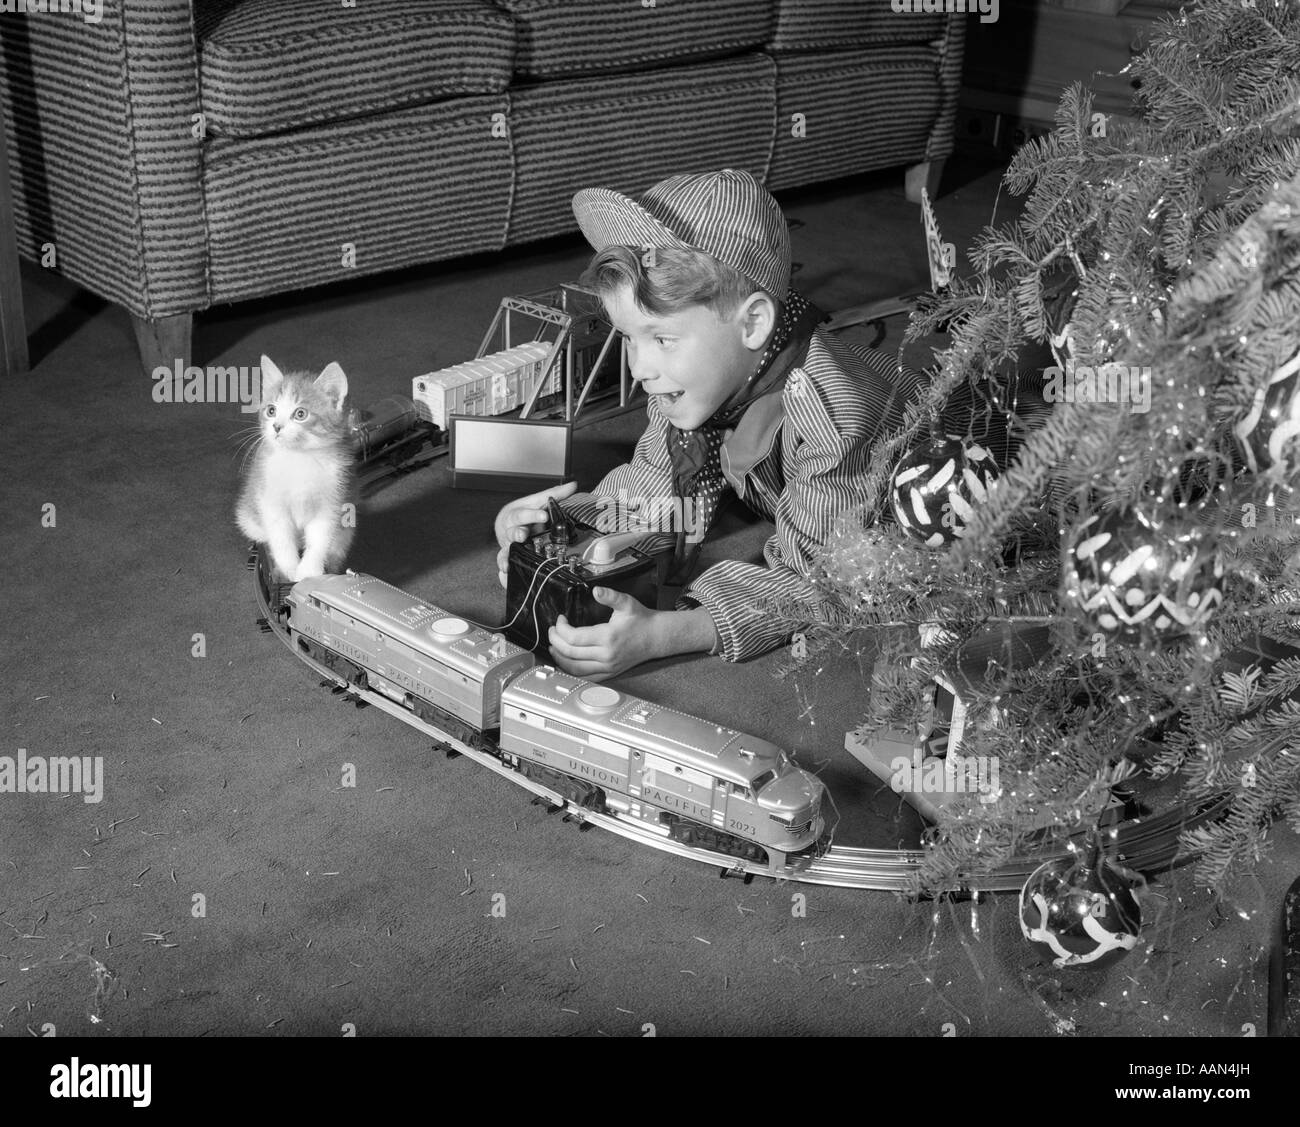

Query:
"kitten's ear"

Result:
[[259, 354, 284, 398], [315, 362, 348, 411]]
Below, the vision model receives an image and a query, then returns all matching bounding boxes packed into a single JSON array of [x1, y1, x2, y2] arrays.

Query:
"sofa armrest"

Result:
[[0, 0, 208, 320]]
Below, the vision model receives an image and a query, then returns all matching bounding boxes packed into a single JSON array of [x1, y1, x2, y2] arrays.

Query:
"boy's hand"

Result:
[[494, 480, 579, 588], [548, 590, 720, 680], [547, 587, 660, 680]]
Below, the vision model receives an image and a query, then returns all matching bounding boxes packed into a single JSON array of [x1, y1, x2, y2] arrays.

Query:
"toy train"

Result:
[[340, 340, 564, 480], [257, 558, 827, 866], [347, 395, 438, 470], [412, 341, 556, 429]]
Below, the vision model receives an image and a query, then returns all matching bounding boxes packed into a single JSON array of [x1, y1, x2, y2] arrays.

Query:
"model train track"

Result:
[[251, 550, 1229, 892]]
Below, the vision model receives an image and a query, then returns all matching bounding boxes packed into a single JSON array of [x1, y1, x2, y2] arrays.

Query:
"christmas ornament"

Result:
[[1233, 343, 1300, 475], [891, 427, 999, 549], [1063, 506, 1223, 641], [1020, 830, 1144, 970]]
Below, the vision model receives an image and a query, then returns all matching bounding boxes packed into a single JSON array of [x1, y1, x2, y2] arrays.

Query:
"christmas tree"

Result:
[[798, 0, 1300, 895]]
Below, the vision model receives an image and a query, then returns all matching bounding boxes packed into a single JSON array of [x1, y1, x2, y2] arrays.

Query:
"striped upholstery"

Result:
[[196, 0, 516, 137], [927, 12, 966, 162], [203, 95, 514, 303], [769, 0, 950, 51], [0, 2, 967, 327], [493, 0, 774, 79], [0, 0, 207, 319], [768, 47, 942, 191], [507, 56, 777, 246]]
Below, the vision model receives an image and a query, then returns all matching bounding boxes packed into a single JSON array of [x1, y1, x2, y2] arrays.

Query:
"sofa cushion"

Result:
[[767, 47, 942, 190], [202, 95, 515, 302], [493, 0, 774, 80], [507, 55, 777, 245], [196, 0, 516, 137], [769, 0, 949, 51]]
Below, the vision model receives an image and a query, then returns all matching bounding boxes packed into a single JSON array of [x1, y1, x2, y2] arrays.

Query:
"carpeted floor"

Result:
[[3, 159, 1296, 1037]]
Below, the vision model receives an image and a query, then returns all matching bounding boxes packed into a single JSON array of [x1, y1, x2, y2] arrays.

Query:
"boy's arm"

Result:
[[562, 397, 676, 532], [545, 397, 724, 675], [685, 350, 923, 662], [681, 452, 854, 662], [543, 415, 847, 670]]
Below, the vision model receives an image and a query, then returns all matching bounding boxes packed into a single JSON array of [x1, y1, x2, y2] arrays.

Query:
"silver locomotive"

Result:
[[499, 666, 826, 862], [286, 571, 826, 863], [287, 572, 534, 746]]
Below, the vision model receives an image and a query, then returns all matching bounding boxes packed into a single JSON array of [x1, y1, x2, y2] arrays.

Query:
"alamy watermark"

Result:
[[152, 361, 262, 413], [1043, 361, 1152, 414], [0, 0, 102, 24], [892, 0, 998, 24], [593, 489, 707, 544], [890, 749, 999, 803], [1, 749, 104, 804], [50, 1059, 150, 1107]]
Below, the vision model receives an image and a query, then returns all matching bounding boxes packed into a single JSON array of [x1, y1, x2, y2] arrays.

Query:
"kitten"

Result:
[[236, 355, 357, 582]]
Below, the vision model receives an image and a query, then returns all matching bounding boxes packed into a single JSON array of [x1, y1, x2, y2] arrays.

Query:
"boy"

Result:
[[494, 169, 924, 678]]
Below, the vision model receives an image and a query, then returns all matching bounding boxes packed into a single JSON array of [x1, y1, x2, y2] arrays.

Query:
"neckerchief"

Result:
[[665, 290, 824, 580]]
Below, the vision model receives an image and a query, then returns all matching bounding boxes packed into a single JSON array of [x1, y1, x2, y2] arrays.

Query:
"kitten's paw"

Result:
[[294, 559, 326, 582], [269, 553, 301, 583]]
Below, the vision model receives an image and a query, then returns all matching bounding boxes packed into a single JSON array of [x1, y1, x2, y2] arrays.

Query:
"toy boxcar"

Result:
[[412, 341, 554, 429]]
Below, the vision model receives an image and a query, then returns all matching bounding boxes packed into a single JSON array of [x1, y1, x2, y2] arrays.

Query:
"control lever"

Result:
[[582, 530, 678, 567], [546, 498, 573, 548], [582, 530, 650, 566]]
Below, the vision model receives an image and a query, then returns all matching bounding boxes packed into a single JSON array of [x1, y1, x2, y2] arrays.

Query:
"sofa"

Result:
[[0, 0, 965, 375]]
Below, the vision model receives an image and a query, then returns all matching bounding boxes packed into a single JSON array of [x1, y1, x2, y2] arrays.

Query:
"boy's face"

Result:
[[603, 284, 773, 431]]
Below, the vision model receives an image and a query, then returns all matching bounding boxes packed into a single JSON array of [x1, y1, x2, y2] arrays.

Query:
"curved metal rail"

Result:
[[251, 550, 1228, 892]]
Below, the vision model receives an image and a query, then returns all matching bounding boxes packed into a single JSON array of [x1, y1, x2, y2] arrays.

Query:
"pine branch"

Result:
[[800, 0, 1300, 896]]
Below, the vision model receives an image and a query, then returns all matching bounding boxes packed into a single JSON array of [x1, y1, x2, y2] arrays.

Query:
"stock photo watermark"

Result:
[[593, 489, 707, 544], [152, 362, 262, 413], [0, 0, 102, 22], [1042, 362, 1152, 414], [891, 0, 999, 24], [0, 749, 104, 804], [50, 1060, 150, 1107], [890, 749, 1000, 803]]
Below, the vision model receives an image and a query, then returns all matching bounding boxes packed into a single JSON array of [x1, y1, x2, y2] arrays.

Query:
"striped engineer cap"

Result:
[[572, 169, 792, 302]]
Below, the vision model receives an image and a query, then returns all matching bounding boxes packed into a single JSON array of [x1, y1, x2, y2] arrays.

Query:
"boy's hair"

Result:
[[580, 244, 777, 321]]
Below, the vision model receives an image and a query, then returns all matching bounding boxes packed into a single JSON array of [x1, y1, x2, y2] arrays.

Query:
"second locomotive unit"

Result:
[[500, 667, 823, 862], [274, 569, 827, 867]]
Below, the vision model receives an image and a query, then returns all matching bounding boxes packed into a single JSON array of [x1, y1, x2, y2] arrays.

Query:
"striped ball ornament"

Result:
[[1019, 836, 1142, 970], [1063, 508, 1223, 641], [890, 434, 999, 548], [1233, 344, 1300, 475]]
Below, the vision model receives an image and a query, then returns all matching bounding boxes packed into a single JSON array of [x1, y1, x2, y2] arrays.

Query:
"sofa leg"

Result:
[[0, 110, 27, 379], [905, 160, 945, 204], [131, 312, 192, 376]]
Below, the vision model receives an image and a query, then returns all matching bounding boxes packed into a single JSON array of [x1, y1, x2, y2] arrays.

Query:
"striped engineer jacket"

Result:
[[562, 329, 927, 662]]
